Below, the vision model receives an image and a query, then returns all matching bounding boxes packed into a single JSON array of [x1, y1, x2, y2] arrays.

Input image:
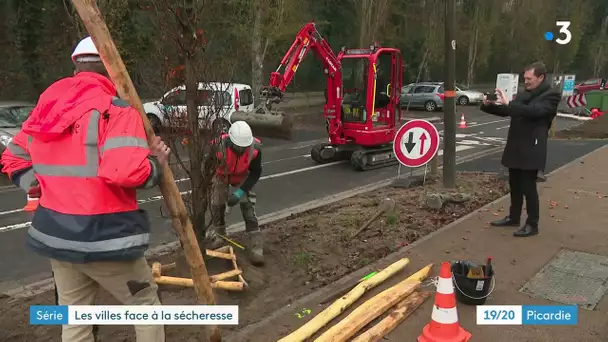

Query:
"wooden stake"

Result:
[[351, 291, 431, 342], [205, 249, 236, 260], [70, 1, 220, 340], [154, 276, 244, 291], [229, 246, 248, 288], [277, 258, 411, 342], [314, 265, 433, 342], [209, 269, 243, 282]]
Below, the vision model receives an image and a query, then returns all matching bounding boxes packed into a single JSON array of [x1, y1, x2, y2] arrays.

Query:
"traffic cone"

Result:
[[23, 195, 39, 212], [458, 113, 467, 128], [418, 262, 471, 342]]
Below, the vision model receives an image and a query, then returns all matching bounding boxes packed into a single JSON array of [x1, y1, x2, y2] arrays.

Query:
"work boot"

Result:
[[513, 223, 538, 237], [248, 230, 264, 266], [206, 226, 226, 250], [490, 216, 520, 227]]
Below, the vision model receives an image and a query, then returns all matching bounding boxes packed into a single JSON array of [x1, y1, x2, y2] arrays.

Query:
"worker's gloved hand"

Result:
[[28, 180, 41, 199], [227, 189, 245, 207]]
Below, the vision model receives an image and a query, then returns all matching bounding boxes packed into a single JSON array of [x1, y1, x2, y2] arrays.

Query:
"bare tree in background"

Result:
[[145, 0, 243, 249], [592, 15, 608, 77], [356, 0, 391, 48]]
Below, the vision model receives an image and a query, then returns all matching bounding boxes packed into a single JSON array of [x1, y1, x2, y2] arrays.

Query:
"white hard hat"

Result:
[[71, 36, 101, 63], [228, 121, 254, 147]]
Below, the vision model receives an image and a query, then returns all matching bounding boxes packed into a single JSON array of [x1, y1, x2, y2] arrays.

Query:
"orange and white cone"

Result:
[[23, 195, 39, 212], [418, 262, 471, 342], [458, 113, 467, 128]]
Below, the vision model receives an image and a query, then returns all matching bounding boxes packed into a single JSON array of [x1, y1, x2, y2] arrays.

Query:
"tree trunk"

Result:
[[358, 0, 372, 47], [181, 0, 207, 249], [184, 58, 208, 249], [592, 16, 608, 77], [466, 4, 480, 87], [251, 1, 266, 99]]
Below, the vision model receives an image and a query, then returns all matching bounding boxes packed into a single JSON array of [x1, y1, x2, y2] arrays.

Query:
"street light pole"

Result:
[[443, 0, 457, 188]]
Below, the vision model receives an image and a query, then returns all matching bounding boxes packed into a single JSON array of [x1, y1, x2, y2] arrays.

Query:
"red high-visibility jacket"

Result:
[[0, 72, 162, 263], [215, 133, 261, 185]]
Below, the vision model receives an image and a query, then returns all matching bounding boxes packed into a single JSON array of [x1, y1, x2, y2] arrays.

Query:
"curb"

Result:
[[1, 146, 503, 300], [228, 143, 608, 342], [557, 113, 592, 121]]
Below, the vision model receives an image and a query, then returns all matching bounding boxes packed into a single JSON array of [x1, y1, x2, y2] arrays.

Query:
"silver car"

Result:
[[455, 83, 484, 105], [400, 83, 445, 112]]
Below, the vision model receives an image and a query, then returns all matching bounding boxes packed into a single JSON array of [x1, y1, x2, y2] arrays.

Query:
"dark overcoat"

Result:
[[480, 83, 561, 170]]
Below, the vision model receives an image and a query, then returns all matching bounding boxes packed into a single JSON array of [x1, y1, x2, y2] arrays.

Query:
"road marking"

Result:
[[0, 208, 24, 216], [438, 145, 474, 155], [0, 222, 30, 232], [476, 136, 506, 142], [458, 139, 489, 146], [465, 118, 509, 128], [261, 154, 311, 165], [496, 125, 510, 130], [0, 145, 482, 230], [168, 153, 313, 184], [259, 161, 344, 180], [0, 158, 340, 219]]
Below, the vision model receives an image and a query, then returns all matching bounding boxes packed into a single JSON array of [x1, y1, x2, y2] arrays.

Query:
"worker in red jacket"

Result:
[[208, 121, 264, 266], [0, 36, 169, 342]]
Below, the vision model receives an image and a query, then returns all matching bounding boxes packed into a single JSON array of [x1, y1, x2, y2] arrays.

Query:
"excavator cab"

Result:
[[336, 45, 403, 143]]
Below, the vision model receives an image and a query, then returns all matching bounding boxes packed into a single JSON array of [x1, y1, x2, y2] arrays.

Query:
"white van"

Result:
[[143, 82, 255, 133]]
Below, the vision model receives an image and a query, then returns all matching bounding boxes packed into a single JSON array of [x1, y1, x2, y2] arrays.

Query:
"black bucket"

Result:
[[451, 261, 495, 305]]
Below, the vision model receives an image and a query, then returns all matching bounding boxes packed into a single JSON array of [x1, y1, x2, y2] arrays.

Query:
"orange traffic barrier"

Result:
[[418, 262, 471, 342], [23, 195, 39, 212]]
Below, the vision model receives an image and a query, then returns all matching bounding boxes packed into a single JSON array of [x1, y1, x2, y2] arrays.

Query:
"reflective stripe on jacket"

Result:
[[215, 134, 260, 185], [0, 72, 161, 263]]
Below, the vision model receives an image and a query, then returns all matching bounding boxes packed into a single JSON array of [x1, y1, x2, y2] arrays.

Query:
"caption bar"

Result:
[[476, 305, 578, 325], [30, 305, 238, 325]]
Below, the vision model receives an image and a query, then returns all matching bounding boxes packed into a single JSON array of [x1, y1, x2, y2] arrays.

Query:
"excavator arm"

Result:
[[261, 22, 340, 105], [261, 22, 343, 139]]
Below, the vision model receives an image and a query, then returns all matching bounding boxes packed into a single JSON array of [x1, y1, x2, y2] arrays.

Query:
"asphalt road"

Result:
[[0, 106, 587, 292]]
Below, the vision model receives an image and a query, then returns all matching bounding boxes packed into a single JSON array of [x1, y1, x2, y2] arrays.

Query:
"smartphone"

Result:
[[486, 92, 498, 101]]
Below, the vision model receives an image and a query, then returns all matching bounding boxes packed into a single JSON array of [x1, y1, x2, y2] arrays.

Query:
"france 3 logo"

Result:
[[544, 21, 572, 45]]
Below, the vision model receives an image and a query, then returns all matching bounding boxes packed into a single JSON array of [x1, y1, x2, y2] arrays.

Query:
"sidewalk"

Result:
[[229, 144, 608, 342]]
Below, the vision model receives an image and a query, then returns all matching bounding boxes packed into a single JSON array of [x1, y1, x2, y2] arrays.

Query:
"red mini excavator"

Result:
[[261, 22, 404, 171]]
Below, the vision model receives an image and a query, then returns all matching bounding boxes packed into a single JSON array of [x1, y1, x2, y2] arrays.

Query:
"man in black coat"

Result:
[[480, 62, 561, 237]]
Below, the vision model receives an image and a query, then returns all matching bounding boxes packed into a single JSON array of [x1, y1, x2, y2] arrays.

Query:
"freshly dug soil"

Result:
[[554, 114, 608, 139], [0, 172, 507, 342]]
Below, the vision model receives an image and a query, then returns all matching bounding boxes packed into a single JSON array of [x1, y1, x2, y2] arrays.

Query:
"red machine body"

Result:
[[262, 22, 404, 170]]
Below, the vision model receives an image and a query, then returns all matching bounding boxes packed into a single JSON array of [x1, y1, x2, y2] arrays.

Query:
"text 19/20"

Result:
[[484, 309, 515, 320], [476, 305, 523, 325]]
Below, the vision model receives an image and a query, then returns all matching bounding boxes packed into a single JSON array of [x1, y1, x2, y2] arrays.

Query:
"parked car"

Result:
[[143, 82, 255, 133], [574, 78, 607, 94], [455, 83, 484, 105], [0, 101, 34, 155], [400, 82, 444, 112]]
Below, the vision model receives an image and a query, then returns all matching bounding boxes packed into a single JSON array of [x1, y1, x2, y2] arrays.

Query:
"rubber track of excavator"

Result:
[[350, 149, 399, 171]]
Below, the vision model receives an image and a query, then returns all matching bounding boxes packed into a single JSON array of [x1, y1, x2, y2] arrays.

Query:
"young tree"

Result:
[[145, 0, 244, 250]]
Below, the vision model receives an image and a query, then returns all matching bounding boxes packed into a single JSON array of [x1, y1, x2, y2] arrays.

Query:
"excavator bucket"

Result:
[[230, 108, 293, 141]]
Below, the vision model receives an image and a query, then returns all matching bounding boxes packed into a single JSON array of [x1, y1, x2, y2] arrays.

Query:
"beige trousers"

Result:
[[51, 257, 165, 342]]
